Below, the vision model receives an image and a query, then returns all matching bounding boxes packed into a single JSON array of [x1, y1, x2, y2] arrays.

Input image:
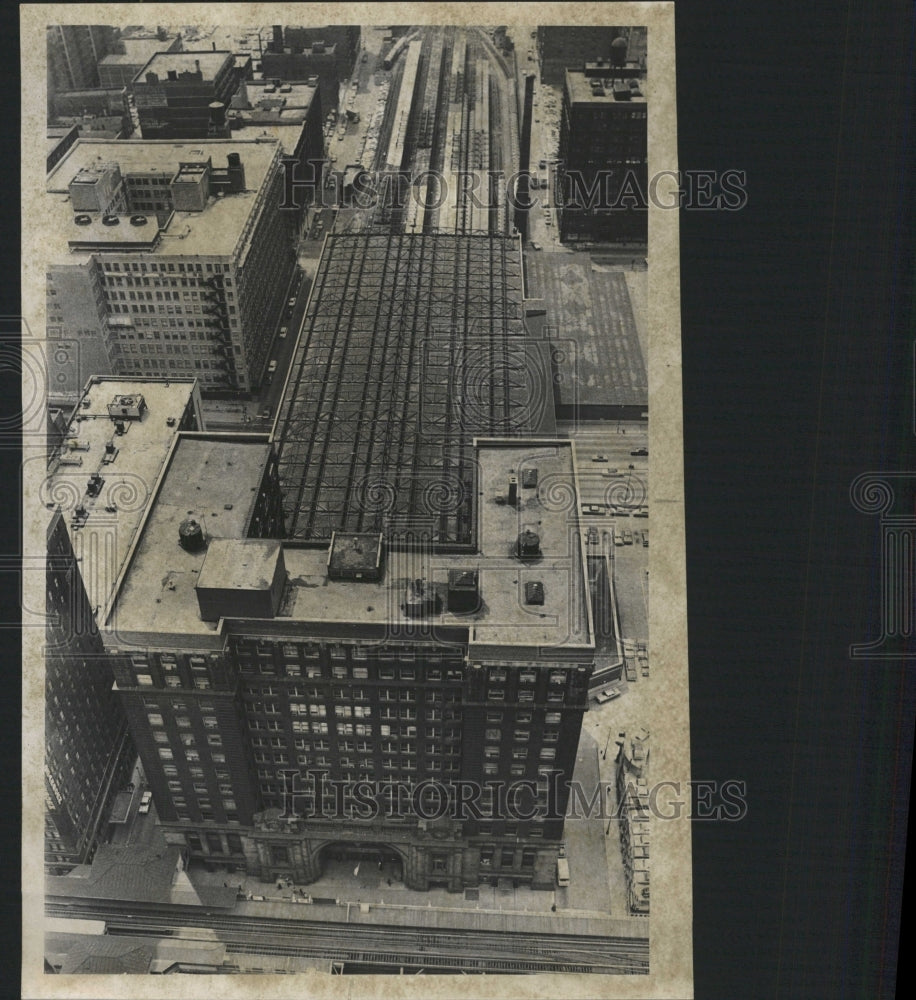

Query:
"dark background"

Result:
[[1, 2, 913, 995]]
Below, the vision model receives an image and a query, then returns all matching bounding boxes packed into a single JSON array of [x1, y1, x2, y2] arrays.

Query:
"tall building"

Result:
[[45, 138, 302, 397], [535, 26, 628, 85], [262, 25, 361, 111], [227, 81, 324, 207], [45, 509, 135, 873], [130, 51, 241, 140], [76, 425, 593, 891], [46, 25, 120, 111], [556, 65, 648, 246], [44, 377, 204, 872]]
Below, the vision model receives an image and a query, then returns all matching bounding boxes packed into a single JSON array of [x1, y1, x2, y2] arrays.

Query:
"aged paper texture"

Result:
[[22, 4, 690, 997]]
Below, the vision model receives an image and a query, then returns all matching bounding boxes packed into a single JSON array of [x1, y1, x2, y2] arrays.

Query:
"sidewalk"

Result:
[[185, 735, 637, 935]]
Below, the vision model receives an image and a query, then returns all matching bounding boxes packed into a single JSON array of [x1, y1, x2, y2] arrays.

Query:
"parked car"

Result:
[[595, 686, 621, 703], [268, 359, 278, 374], [630, 448, 648, 456], [138, 791, 152, 815], [279, 326, 288, 339]]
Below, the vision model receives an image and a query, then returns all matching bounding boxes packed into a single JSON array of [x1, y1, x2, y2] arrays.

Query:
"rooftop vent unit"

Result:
[[86, 473, 104, 498], [524, 580, 545, 605], [403, 577, 441, 618], [101, 214, 120, 226], [508, 475, 519, 506], [74, 214, 92, 226], [521, 468, 538, 489], [517, 527, 541, 560], [447, 569, 480, 615], [178, 518, 206, 552], [107, 393, 146, 420], [114, 420, 126, 436], [129, 215, 148, 226]]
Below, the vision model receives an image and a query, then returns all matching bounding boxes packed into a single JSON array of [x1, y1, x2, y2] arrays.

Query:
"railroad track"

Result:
[[46, 899, 649, 974]]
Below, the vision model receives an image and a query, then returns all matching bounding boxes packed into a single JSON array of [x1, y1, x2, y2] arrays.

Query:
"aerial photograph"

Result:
[[25, 11, 687, 992]]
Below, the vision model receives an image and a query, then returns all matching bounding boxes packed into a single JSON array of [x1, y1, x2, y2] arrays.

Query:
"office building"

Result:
[[228, 80, 324, 209], [44, 378, 204, 873], [44, 510, 135, 873], [556, 66, 647, 246], [129, 51, 242, 140], [535, 26, 627, 85], [45, 138, 302, 397], [262, 25, 361, 111]]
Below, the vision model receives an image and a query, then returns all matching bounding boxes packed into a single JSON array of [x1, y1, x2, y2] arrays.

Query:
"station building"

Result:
[[45, 374, 595, 892]]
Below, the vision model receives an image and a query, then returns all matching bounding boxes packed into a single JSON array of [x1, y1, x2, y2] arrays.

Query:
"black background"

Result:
[[1, 3, 912, 995]]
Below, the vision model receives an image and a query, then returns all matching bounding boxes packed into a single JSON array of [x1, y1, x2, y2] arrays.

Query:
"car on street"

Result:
[[288, 297, 296, 308], [268, 359, 278, 374], [261, 406, 272, 418], [594, 686, 621, 703], [279, 326, 288, 339], [630, 448, 648, 456], [592, 454, 608, 462], [138, 791, 152, 815]]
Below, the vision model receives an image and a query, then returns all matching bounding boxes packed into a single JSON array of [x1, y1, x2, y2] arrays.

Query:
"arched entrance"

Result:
[[315, 841, 406, 885]]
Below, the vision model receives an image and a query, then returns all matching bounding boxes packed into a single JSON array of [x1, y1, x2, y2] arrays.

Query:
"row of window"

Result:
[[100, 260, 226, 275]]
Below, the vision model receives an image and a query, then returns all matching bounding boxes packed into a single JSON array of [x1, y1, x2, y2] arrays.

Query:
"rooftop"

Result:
[[45, 377, 199, 617], [108, 434, 274, 639], [134, 50, 233, 84], [45, 138, 281, 259], [197, 537, 283, 594], [566, 69, 646, 105], [108, 439, 592, 652], [100, 35, 176, 67]]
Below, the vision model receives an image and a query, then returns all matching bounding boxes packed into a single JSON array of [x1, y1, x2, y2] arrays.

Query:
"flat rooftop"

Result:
[[45, 138, 280, 259], [100, 36, 175, 67], [525, 254, 647, 409], [134, 50, 233, 83], [566, 70, 646, 105], [281, 441, 591, 649], [45, 378, 198, 617], [248, 82, 318, 109], [108, 439, 591, 651], [108, 434, 273, 639]]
